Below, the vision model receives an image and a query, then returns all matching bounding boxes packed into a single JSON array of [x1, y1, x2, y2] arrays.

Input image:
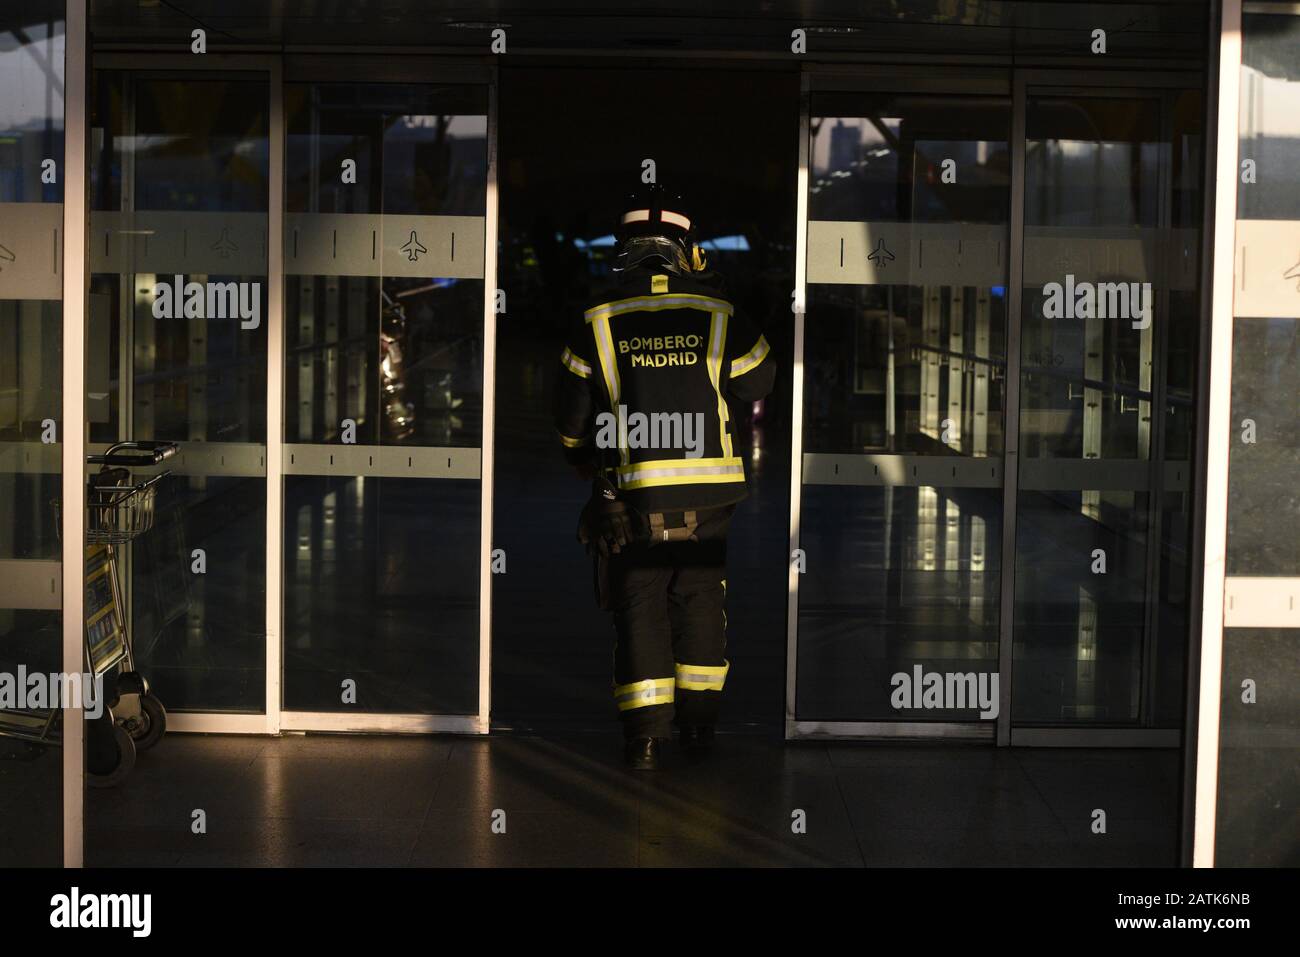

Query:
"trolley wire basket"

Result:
[[83, 471, 168, 545], [52, 442, 176, 546]]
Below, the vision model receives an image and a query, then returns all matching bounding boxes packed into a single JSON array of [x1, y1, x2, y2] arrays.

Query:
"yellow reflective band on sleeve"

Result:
[[560, 346, 592, 379], [730, 336, 770, 378], [651, 274, 669, 294], [614, 456, 745, 490], [584, 294, 734, 323], [613, 677, 676, 711], [706, 311, 733, 458], [590, 316, 626, 466], [557, 430, 588, 449], [675, 660, 729, 691]]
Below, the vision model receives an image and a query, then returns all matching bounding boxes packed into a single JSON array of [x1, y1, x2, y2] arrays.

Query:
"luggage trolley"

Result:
[[0, 441, 177, 787], [83, 441, 176, 758]]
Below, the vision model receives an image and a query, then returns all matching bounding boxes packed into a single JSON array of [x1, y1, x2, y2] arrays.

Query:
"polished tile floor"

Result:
[[85, 732, 1181, 867]]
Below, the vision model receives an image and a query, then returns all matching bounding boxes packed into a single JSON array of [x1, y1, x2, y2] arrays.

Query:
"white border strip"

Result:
[[280, 712, 482, 734], [61, 0, 88, 870], [166, 709, 484, 735], [266, 57, 285, 735], [476, 71, 499, 736], [1193, 0, 1243, 869], [788, 720, 993, 740], [785, 73, 811, 735], [1223, 576, 1300, 627], [0, 560, 61, 609], [167, 713, 272, 735]]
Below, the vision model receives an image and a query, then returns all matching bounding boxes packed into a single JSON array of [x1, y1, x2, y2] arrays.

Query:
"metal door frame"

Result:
[[89, 51, 498, 736], [62, 0, 89, 868], [787, 63, 1207, 746]]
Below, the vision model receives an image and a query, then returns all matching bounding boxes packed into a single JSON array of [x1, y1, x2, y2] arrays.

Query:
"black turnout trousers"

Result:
[[606, 505, 734, 739]]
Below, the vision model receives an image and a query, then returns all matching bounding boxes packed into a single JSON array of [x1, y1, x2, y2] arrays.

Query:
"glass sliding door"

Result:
[[794, 83, 1011, 732], [279, 63, 492, 727], [88, 63, 271, 715], [788, 71, 1204, 742], [1010, 82, 1203, 737]]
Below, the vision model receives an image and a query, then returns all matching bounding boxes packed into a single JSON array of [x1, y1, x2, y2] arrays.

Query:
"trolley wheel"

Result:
[[122, 693, 166, 751], [87, 724, 136, 789]]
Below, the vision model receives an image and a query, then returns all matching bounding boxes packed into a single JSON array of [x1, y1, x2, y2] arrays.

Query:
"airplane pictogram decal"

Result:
[[400, 230, 428, 262], [867, 237, 896, 268]]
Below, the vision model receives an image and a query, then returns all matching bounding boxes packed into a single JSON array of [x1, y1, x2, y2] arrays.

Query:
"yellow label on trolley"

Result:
[[84, 544, 127, 675]]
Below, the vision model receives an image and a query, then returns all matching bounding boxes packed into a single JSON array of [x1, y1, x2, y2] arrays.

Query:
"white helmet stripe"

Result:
[[620, 207, 691, 231], [660, 209, 691, 230]]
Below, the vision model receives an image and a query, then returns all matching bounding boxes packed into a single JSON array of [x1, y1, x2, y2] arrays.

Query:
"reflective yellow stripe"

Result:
[[616, 456, 740, 472], [557, 430, 588, 449], [590, 316, 626, 466], [614, 456, 746, 490], [675, 660, 729, 691], [621, 472, 745, 489], [584, 294, 734, 323], [560, 346, 592, 379], [613, 677, 675, 711], [706, 311, 732, 458], [730, 336, 770, 378]]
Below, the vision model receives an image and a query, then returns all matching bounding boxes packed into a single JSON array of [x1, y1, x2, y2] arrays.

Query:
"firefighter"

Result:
[[554, 184, 776, 769]]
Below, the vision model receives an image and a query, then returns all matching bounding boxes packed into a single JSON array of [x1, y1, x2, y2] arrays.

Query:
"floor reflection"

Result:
[[85, 732, 1180, 867]]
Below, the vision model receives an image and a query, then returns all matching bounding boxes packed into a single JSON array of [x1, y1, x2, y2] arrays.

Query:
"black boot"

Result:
[[624, 736, 660, 770], [678, 725, 715, 755]]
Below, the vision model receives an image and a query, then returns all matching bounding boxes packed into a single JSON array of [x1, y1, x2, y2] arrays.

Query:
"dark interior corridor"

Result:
[[490, 64, 798, 730]]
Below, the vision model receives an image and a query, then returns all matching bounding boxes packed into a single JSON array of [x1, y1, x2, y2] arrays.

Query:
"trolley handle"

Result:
[[87, 471, 171, 495], [87, 440, 178, 468]]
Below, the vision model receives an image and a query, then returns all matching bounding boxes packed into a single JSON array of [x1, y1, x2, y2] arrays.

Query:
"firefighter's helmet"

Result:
[[613, 184, 708, 276]]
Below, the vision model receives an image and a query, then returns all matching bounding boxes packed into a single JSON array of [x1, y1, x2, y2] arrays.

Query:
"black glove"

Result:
[[577, 478, 637, 557]]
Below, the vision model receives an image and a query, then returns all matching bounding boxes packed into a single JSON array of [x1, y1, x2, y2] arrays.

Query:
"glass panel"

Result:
[[797, 94, 1010, 723], [1012, 92, 1200, 726], [0, 0, 65, 865], [283, 477, 479, 713], [88, 70, 270, 712], [798, 485, 1002, 720], [281, 81, 487, 714]]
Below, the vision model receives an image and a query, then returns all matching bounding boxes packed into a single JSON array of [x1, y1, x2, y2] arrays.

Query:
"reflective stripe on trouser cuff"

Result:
[[614, 677, 676, 711], [675, 660, 729, 692]]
